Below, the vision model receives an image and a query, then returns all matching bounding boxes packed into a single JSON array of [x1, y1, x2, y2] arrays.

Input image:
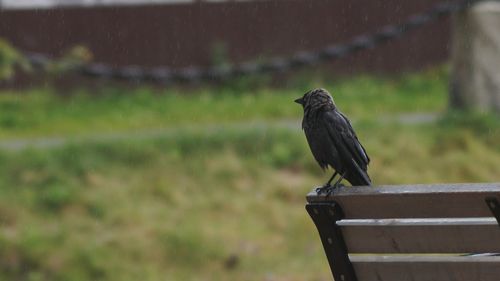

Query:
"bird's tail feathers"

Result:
[[350, 159, 372, 186]]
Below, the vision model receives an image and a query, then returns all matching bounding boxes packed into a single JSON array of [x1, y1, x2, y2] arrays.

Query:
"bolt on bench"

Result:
[[306, 183, 500, 281]]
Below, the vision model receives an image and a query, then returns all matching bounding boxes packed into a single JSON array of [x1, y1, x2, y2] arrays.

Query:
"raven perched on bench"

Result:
[[295, 88, 371, 192]]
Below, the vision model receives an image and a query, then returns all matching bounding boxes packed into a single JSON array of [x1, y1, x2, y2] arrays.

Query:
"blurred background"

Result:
[[0, 0, 499, 280]]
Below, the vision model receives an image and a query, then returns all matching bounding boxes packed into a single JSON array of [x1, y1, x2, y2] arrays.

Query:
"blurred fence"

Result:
[[0, 0, 492, 85], [1, 0, 455, 79], [0, 0, 259, 10]]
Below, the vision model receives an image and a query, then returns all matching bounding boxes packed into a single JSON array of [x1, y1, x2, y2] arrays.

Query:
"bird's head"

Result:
[[295, 88, 335, 108]]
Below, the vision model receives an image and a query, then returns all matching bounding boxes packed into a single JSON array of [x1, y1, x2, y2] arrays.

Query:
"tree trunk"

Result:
[[450, 1, 500, 112]]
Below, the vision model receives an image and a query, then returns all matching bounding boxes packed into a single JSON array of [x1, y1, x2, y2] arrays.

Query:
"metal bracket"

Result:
[[306, 202, 357, 281], [485, 197, 500, 227]]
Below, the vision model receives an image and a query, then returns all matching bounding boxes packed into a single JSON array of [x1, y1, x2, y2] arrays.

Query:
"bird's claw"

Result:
[[315, 183, 346, 196], [315, 184, 334, 195]]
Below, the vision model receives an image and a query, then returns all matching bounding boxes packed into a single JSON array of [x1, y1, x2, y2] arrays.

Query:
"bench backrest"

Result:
[[306, 183, 500, 281]]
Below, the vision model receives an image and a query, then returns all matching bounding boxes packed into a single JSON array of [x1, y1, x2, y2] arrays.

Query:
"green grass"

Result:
[[0, 66, 447, 138], [0, 67, 499, 281]]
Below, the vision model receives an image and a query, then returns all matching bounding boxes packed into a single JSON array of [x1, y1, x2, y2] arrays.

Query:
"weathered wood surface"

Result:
[[351, 255, 500, 281], [339, 218, 500, 253], [306, 183, 500, 219]]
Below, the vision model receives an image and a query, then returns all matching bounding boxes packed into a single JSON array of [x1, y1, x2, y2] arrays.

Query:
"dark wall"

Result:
[[0, 0, 451, 73]]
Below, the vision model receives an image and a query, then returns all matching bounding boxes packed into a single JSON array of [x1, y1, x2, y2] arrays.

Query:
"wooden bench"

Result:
[[306, 183, 500, 281]]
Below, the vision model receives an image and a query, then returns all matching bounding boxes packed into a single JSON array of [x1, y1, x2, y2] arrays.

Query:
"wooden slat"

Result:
[[339, 218, 500, 253], [338, 217, 499, 226], [306, 183, 500, 219], [351, 254, 500, 281], [350, 254, 500, 262]]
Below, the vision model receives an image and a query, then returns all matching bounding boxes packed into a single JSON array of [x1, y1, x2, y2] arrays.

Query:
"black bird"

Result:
[[295, 88, 371, 192]]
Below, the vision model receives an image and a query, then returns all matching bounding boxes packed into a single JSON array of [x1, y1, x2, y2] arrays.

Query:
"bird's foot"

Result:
[[315, 183, 346, 196], [315, 184, 335, 196]]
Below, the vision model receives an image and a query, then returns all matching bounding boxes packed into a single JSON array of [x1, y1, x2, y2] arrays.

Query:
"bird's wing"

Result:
[[323, 110, 370, 168], [338, 112, 370, 165]]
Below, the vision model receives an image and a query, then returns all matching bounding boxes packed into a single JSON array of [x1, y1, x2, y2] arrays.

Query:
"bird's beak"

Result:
[[294, 98, 304, 105]]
